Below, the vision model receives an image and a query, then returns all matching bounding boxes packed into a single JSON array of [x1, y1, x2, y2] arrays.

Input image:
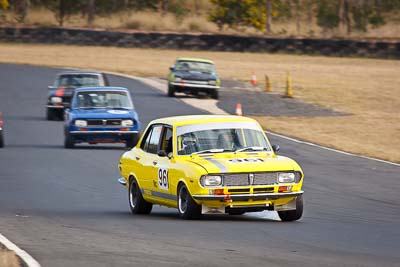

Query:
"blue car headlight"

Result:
[[121, 120, 134, 127], [75, 120, 87, 127]]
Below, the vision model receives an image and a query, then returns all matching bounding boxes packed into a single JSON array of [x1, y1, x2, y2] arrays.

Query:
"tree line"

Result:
[[1, 0, 400, 35]]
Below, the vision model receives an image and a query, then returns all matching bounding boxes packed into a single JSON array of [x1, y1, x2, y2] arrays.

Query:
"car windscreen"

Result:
[[56, 74, 102, 87], [73, 91, 133, 109], [175, 61, 215, 73], [176, 122, 270, 155]]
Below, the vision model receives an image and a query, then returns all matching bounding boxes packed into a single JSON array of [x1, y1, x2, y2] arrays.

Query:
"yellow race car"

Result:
[[118, 115, 304, 221]]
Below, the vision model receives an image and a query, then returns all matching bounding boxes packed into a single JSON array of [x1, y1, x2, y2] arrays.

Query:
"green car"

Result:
[[168, 58, 221, 99]]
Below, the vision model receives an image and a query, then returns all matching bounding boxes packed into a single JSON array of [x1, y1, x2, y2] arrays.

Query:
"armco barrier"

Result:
[[0, 27, 399, 59]]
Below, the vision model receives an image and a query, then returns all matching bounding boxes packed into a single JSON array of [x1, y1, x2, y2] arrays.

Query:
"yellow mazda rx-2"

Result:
[[118, 115, 304, 221]]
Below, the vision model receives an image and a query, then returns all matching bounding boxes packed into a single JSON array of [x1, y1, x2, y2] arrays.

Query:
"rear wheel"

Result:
[[178, 184, 201, 219], [126, 133, 139, 148], [278, 196, 303, 222], [64, 131, 75, 148], [129, 177, 152, 214], [168, 85, 175, 97]]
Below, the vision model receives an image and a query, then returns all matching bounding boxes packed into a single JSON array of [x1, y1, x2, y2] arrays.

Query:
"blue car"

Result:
[[64, 87, 140, 148]]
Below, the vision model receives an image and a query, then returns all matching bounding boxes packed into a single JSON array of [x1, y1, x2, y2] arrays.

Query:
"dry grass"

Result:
[[2, 8, 400, 38], [0, 249, 20, 267], [0, 43, 399, 162]]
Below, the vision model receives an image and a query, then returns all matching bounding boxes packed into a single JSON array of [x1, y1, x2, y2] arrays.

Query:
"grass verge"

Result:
[[0, 248, 20, 267], [0, 43, 399, 163]]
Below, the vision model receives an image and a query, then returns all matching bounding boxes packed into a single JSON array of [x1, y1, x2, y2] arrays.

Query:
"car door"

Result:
[[131, 124, 163, 196], [149, 126, 176, 207]]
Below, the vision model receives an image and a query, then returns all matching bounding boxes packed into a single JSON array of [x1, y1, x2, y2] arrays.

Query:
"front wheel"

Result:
[[64, 131, 75, 148], [129, 177, 152, 214], [168, 85, 175, 97], [0, 130, 4, 148], [278, 196, 303, 222], [126, 133, 139, 148], [178, 184, 201, 219], [46, 108, 55, 120], [210, 90, 219, 100]]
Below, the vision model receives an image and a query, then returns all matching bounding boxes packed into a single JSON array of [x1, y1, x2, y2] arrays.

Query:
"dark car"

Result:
[[46, 71, 110, 120], [167, 58, 221, 99], [0, 112, 4, 148], [64, 87, 140, 148]]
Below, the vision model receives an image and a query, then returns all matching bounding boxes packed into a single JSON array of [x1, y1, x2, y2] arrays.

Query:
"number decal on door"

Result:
[[158, 168, 169, 190]]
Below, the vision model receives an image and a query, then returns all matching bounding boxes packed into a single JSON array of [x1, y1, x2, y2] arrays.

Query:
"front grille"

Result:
[[87, 119, 122, 126], [222, 172, 278, 186], [223, 174, 249, 186], [253, 173, 278, 185]]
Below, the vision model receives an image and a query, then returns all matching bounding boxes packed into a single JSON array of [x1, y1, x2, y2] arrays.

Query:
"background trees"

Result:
[[2, 0, 399, 36]]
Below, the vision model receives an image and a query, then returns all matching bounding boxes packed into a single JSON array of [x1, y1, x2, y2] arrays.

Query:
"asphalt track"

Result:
[[0, 63, 399, 267]]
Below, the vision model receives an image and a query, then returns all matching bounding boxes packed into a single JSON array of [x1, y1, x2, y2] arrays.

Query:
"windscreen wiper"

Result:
[[192, 148, 233, 155], [235, 146, 269, 153]]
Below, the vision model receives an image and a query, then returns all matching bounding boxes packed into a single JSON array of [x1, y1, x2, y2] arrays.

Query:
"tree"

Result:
[[14, 0, 29, 23], [316, 0, 340, 34], [87, 0, 95, 26], [40, 0, 84, 26], [266, 0, 272, 33]]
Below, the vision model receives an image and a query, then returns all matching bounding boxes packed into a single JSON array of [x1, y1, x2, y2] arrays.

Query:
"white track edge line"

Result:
[[0, 233, 41, 267], [266, 131, 400, 167], [65, 67, 400, 167]]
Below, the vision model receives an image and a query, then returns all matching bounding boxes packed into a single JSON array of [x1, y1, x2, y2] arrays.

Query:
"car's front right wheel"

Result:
[[129, 177, 152, 214], [278, 196, 303, 222], [64, 131, 75, 148], [0, 130, 4, 148], [126, 133, 139, 148], [178, 184, 201, 219]]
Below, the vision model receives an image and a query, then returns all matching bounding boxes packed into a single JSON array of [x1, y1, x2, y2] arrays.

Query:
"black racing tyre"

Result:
[[210, 90, 219, 100], [129, 177, 153, 214], [278, 195, 303, 222], [64, 131, 75, 148], [0, 130, 4, 148], [227, 210, 245, 216], [126, 133, 139, 148], [46, 108, 55, 120], [168, 85, 175, 97], [178, 184, 201, 219]]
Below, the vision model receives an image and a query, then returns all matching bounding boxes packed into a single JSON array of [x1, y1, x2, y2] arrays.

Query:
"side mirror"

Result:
[[158, 150, 167, 157], [272, 144, 280, 153], [169, 65, 175, 71], [48, 86, 56, 90]]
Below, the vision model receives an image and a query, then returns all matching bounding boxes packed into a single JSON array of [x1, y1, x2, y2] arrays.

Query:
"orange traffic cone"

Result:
[[235, 103, 243, 116], [251, 72, 257, 86]]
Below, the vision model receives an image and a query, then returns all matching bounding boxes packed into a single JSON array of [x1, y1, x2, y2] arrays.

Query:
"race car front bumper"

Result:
[[170, 82, 220, 89], [192, 191, 303, 201]]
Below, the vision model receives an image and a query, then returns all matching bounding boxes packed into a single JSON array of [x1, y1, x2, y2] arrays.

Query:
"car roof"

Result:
[[57, 71, 103, 76], [74, 86, 129, 93], [150, 115, 258, 127], [176, 58, 214, 64]]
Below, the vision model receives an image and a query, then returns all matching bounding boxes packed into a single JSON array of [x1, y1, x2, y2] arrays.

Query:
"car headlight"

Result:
[[121, 120, 134, 127], [51, 97, 62, 103], [75, 120, 87, 127], [174, 77, 182, 82], [208, 80, 216, 85], [200, 175, 222, 187], [278, 173, 295, 183]]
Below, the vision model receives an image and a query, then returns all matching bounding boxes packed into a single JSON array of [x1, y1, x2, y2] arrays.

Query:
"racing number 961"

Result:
[[158, 168, 168, 190]]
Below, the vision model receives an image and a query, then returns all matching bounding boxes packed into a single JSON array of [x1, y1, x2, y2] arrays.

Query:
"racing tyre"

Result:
[[210, 90, 219, 100], [168, 85, 175, 97], [126, 133, 139, 148], [129, 177, 153, 214], [278, 196, 303, 222], [64, 131, 75, 148], [227, 210, 245, 216], [178, 184, 201, 219], [46, 108, 55, 121], [0, 131, 4, 148]]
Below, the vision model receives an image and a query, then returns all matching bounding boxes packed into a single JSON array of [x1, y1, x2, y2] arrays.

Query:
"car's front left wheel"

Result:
[[178, 184, 201, 219], [278, 196, 303, 222], [126, 133, 139, 148], [129, 177, 153, 214]]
